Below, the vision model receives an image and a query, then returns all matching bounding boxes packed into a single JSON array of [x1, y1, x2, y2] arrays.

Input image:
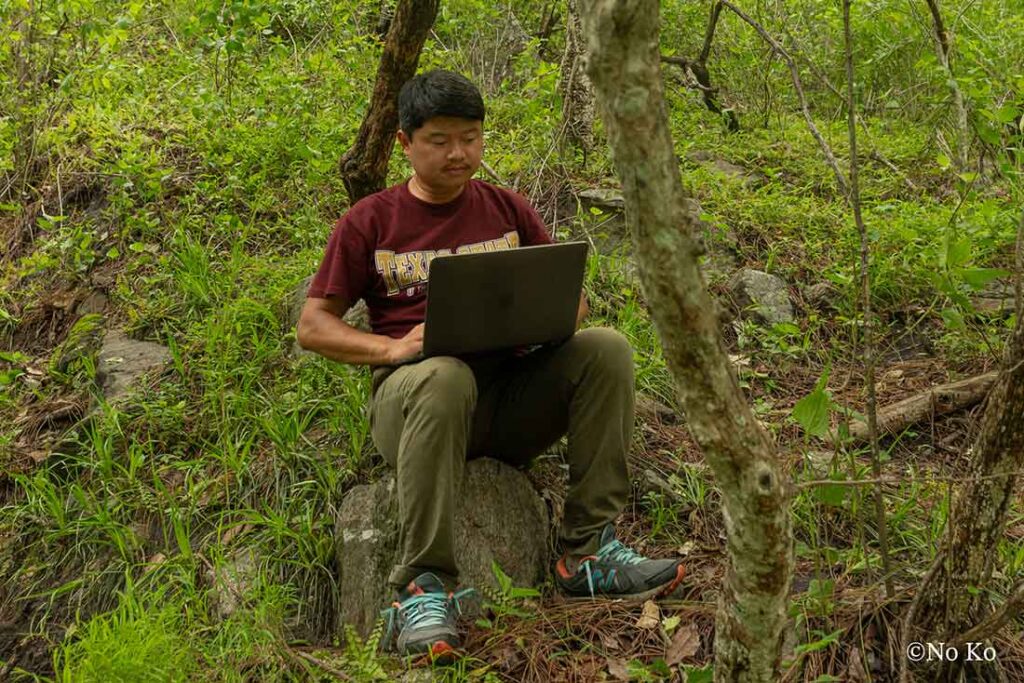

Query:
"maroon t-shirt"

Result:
[[307, 179, 555, 339]]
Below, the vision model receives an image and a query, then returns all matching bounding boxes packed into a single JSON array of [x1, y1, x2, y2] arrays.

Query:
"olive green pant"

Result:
[[369, 327, 634, 590]]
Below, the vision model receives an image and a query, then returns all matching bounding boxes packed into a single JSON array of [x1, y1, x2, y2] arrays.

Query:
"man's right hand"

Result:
[[386, 323, 425, 364]]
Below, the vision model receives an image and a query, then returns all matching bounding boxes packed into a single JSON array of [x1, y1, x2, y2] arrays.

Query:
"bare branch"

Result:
[[719, 0, 849, 197]]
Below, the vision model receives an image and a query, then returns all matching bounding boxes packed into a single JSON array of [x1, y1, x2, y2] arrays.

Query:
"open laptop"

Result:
[[407, 241, 588, 361]]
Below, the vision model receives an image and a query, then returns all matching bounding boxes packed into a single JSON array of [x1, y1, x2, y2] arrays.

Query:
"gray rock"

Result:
[[635, 393, 679, 425], [804, 282, 839, 311], [729, 269, 795, 326], [802, 450, 837, 477], [572, 188, 628, 256], [76, 291, 109, 315], [687, 150, 767, 189], [206, 548, 260, 620], [336, 458, 550, 637], [971, 280, 1017, 317], [578, 188, 625, 212], [96, 329, 172, 402]]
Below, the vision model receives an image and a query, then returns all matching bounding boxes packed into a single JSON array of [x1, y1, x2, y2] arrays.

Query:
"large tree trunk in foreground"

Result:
[[339, 0, 439, 203], [578, 1, 793, 680], [903, 215, 1024, 681]]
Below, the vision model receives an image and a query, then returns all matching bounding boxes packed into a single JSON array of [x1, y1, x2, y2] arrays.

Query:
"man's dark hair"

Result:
[[398, 70, 485, 139]]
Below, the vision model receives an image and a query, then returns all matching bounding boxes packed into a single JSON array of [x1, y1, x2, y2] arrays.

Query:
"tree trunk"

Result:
[[558, 0, 596, 157], [695, 1, 738, 132], [924, 0, 970, 170], [903, 213, 1024, 681], [536, 0, 561, 61], [339, 0, 439, 203], [578, 1, 793, 680]]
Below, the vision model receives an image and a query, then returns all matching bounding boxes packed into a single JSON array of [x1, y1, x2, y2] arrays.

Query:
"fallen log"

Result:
[[833, 371, 998, 445]]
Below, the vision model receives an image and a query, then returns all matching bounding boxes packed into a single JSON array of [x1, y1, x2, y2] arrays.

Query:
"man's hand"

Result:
[[386, 323, 425, 364]]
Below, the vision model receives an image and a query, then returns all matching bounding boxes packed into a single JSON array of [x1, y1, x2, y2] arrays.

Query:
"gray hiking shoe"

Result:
[[554, 524, 685, 600], [381, 572, 474, 663]]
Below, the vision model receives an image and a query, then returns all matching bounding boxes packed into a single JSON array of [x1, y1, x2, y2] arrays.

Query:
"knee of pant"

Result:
[[572, 327, 634, 379], [406, 356, 478, 412]]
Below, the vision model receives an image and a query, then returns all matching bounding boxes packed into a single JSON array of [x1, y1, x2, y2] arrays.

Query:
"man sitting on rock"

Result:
[[296, 69, 684, 661]]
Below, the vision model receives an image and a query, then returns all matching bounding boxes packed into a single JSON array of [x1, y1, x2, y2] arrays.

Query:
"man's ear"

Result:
[[397, 129, 411, 154]]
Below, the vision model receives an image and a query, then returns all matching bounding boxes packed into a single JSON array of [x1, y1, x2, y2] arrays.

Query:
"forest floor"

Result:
[[2, 3, 1024, 681]]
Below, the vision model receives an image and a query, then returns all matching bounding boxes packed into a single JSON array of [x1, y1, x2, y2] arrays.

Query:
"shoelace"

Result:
[[596, 539, 646, 566], [380, 588, 476, 651], [579, 540, 647, 597]]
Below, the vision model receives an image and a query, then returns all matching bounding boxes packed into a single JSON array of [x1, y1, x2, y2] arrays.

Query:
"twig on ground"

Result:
[[830, 371, 998, 445]]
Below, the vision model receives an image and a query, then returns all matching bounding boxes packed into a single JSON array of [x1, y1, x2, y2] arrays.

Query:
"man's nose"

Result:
[[447, 143, 467, 160]]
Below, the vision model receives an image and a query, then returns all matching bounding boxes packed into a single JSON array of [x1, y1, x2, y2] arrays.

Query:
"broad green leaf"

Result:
[[936, 153, 951, 169], [793, 629, 843, 656], [793, 385, 830, 439], [978, 124, 1002, 145], [943, 234, 972, 269], [994, 105, 1021, 124], [813, 478, 847, 508], [941, 307, 965, 330], [955, 267, 1010, 289]]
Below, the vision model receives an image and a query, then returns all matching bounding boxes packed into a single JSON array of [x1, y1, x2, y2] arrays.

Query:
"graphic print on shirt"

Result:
[[374, 230, 520, 296]]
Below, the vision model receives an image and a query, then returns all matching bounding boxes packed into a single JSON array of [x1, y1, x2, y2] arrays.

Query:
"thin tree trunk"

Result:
[[695, 1, 738, 132], [699, 1, 723, 64], [537, 0, 560, 61], [843, 0, 895, 600], [902, 211, 1024, 680], [923, 0, 971, 170], [338, 0, 439, 203], [578, 1, 793, 680], [659, 2, 738, 132]]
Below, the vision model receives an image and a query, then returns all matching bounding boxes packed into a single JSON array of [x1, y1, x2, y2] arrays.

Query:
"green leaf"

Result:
[[955, 267, 1010, 289], [936, 153, 951, 169], [684, 664, 714, 683], [793, 385, 831, 439], [814, 480, 847, 508], [977, 124, 1002, 146], [994, 105, 1021, 124], [941, 307, 965, 330], [793, 629, 843, 656], [772, 322, 802, 336], [0, 350, 29, 363], [943, 234, 972, 269]]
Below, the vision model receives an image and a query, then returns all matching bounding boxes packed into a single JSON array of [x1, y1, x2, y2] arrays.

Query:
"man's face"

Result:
[[398, 116, 483, 195]]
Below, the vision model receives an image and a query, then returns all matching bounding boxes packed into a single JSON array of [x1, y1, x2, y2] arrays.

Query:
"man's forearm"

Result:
[[297, 312, 394, 366]]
